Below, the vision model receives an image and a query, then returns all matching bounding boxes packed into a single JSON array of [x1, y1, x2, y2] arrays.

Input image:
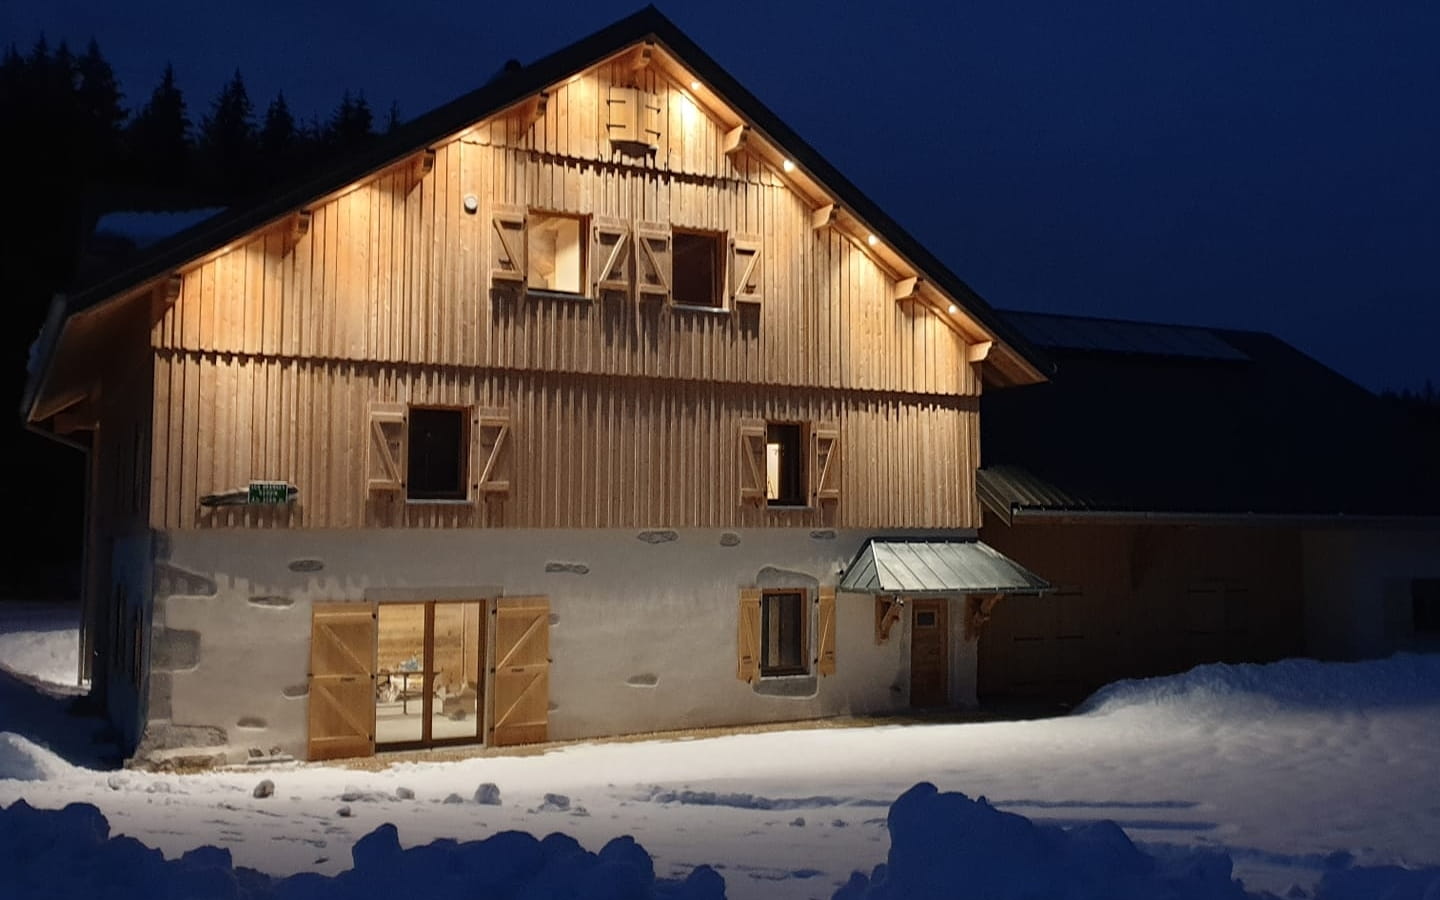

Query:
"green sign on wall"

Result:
[[247, 481, 293, 505]]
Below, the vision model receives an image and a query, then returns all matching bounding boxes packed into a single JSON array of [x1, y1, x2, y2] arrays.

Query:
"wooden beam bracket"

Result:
[[964, 593, 1004, 641]]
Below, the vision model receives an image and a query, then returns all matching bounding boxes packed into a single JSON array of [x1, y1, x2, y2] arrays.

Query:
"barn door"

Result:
[[308, 603, 377, 761], [490, 596, 549, 747]]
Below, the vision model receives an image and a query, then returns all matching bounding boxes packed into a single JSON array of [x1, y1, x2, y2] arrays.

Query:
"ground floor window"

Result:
[[761, 590, 808, 676]]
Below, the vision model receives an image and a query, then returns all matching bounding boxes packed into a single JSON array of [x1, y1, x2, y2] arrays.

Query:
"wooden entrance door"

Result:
[[491, 596, 550, 747], [308, 603, 377, 761], [909, 598, 949, 708]]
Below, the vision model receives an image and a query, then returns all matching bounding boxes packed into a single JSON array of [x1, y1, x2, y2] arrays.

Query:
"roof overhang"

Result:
[[991, 507, 1440, 530], [839, 538, 1051, 596]]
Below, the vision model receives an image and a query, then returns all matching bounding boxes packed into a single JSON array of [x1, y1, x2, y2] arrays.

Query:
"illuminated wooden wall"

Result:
[[148, 57, 984, 531]]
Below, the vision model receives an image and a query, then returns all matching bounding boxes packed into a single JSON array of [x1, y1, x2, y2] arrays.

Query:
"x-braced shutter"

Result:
[[738, 419, 767, 506], [636, 221, 671, 303], [737, 588, 762, 682], [816, 587, 837, 676], [591, 216, 632, 298], [491, 204, 527, 289], [307, 603, 376, 761], [473, 408, 512, 496], [731, 235, 762, 307], [367, 403, 407, 493], [812, 424, 840, 504], [491, 596, 549, 746]]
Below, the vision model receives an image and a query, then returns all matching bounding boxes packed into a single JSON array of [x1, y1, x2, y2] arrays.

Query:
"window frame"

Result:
[[525, 209, 590, 299], [670, 227, 726, 310], [759, 589, 810, 678], [405, 406, 470, 503]]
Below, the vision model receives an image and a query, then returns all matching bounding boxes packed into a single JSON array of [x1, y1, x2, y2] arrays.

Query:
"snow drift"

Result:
[[5, 786, 1439, 899], [1078, 653, 1440, 717], [0, 732, 74, 782]]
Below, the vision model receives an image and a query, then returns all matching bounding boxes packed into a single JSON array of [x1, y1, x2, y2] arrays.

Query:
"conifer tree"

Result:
[[127, 63, 192, 194], [199, 69, 257, 200]]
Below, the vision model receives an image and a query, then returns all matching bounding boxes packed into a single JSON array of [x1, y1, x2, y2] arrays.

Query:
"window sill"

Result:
[[405, 498, 474, 506], [670, 302, 731, 315], [527, 288, 592, 303], [758, 671, 812, 681]]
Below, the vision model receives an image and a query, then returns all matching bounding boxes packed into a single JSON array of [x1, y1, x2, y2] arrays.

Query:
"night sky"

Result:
[[6, 0, 1437, 392]]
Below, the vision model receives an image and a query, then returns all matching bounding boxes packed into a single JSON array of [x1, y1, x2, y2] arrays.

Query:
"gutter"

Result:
[[1005, 507, 1440, 530]]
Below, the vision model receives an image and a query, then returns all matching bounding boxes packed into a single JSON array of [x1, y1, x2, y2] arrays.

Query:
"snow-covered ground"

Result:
[[2, 602, 1438, 898]]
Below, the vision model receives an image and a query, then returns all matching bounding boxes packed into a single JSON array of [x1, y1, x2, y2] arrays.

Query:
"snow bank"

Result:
[[1077, 653, 1440, 717], [834, 782, 1251, 899], [0, 602, 81, 687], [0, 799, 722, 899], [0, 733, 74, 782], [3, 786, 1438, 899]]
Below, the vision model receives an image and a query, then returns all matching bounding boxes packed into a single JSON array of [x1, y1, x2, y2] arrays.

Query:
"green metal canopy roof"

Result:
[[839, 539, 1050, 596]]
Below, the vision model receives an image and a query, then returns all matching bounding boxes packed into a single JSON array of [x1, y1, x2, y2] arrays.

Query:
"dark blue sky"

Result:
[[6, 0, 1437, 392]]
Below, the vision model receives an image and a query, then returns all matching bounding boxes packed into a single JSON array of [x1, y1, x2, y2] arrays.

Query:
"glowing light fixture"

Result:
[[867, 234, 878, 247], [948, 304, 959, 315], [690, 80, 701, 91], [782, 159, 795, 173]]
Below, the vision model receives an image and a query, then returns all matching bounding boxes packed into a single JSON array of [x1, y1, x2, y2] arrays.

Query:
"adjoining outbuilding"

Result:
[[977, 311, 1440, 705]]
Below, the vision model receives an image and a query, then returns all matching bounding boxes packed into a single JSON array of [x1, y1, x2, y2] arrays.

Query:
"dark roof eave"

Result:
[[1006, 507, 1440, 529]]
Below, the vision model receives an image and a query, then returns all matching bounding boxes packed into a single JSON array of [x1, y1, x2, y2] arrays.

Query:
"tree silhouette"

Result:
[[126, 63, 192, 194], [75, 39, 126, 179], [328, 90, 374, 151], [198, 69, 257, 200]]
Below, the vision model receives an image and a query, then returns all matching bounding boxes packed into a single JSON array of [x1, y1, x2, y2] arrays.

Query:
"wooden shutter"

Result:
[[737, 588, 762, 682], [816, 587, 837, 676], [591, 216, 632, 297], [491, 596, 549, 747], [738, 419, 767, 506], [606, 85, 639, 143], [636, 222, 671, 302], [639, 90, 662, 150], [307, 603, 376, 761], [812, 424, 840, 503], [730, 235, 762, 307], [367, 403, 407, 493], [491, 204, 527, 287], [473, 408, 511, 496]]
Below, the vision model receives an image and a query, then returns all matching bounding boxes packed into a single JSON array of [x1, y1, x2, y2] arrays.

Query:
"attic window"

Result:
[[528, 212, 585, 295], [673, 229, 723, 308]]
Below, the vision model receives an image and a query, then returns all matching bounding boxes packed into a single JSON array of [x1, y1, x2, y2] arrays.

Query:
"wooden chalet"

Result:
[[977, 312, 1440, 705], [22, 8, 1052, 765]]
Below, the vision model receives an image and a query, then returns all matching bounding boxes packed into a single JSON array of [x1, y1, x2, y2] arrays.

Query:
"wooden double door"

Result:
[[307, 596, 550, 760]]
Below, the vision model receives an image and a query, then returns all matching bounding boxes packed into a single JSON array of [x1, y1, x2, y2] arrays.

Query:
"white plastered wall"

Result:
[[150, 527, 978, 762]]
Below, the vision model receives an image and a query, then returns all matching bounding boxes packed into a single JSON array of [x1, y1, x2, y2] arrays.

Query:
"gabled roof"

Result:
[[24, 6, 1047, 426], [980, 311, 1440, 524]]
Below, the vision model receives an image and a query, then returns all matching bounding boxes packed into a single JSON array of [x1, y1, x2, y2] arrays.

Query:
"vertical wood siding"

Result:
[[150, 356, 979, 531], [149, 61, 983, 532]]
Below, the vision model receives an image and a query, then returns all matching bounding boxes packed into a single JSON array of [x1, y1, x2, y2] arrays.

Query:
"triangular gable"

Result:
[[25, 6, 1048, 428]]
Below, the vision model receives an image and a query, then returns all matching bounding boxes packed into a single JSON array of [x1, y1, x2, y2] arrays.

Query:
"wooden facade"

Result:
[[141, 56, 986, 533], [978, 520, 1305, 702]]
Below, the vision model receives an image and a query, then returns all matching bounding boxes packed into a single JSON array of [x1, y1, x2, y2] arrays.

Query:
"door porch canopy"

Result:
[[839, 538, 1050, 596]]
